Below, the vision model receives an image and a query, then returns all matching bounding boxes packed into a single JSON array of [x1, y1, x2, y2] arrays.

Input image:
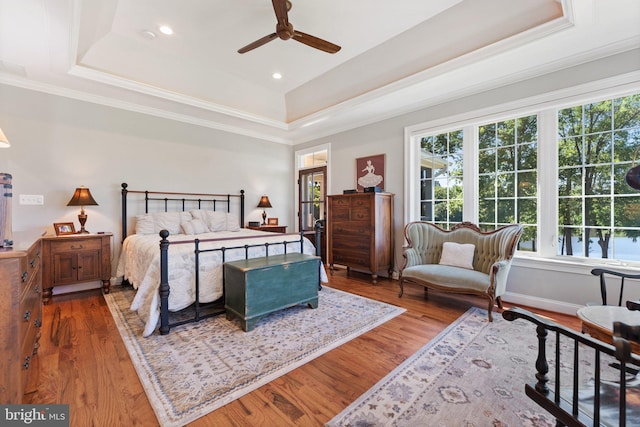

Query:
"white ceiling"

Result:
[[0, 0, 639, 144]]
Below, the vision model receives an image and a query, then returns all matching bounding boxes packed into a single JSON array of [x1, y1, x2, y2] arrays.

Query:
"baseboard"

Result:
[[502, 291, 582, 316]]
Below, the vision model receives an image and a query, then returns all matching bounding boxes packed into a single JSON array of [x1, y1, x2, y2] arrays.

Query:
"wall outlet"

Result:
[[19, 194, 44, 205]]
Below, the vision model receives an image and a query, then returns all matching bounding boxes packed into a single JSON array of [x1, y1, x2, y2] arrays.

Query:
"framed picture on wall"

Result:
[[356, 154, 385, 191]]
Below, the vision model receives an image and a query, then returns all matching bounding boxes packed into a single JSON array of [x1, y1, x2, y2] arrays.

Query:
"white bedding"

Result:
[[116, 228, 328, 336]]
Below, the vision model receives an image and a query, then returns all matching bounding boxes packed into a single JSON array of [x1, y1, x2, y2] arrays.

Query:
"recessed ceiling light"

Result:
[[141, 30, 156, 39], [272, 72, 282, 80], [159, 25, 174, 35]]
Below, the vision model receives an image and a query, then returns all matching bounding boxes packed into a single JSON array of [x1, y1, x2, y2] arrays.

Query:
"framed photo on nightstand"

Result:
[[267, 218, 279, 225], [53, 222, 76, 236]]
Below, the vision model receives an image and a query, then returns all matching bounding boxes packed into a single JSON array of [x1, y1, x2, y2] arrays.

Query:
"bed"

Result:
[[116, 183, 327, 336]]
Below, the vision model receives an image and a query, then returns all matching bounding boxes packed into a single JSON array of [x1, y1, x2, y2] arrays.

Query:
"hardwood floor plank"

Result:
[[27, 270, 581, 426]]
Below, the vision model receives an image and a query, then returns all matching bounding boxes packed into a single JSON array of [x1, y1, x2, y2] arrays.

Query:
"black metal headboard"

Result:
[[120, 183, 245, 243]]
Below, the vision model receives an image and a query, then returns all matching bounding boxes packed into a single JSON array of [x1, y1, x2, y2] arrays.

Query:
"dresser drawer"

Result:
[[332, 235, 370, 251], [20, 307, 41, 393], [20, 275, 41, 349], [350, 207, 371, 221], [331, 250, 370, 269], [20, 299, 41, 355], [331, 223, 371, 236], [17, 245, 40, 301], [50, 238, 102, 253], [331, 208, 350, 221]]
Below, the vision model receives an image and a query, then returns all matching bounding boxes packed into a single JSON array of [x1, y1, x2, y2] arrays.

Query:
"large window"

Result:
[[419, 130, 463, 229], [557, 94, 640, 261], [478, 115, 538, 251], [409, 90, 640, 264]]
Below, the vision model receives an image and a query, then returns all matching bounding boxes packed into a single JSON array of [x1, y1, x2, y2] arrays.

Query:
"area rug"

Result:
[[327, 306, 635, 427], [104, 285, 405, 427]]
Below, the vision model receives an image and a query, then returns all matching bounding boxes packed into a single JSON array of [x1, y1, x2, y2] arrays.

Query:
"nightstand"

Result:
[[41, 233, 112, 304], [247, 225, 287, 233]]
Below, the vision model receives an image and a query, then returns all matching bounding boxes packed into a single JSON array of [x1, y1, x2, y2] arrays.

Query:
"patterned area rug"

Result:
[[327, 307, 637, 427], [104, 285, 405, 427]]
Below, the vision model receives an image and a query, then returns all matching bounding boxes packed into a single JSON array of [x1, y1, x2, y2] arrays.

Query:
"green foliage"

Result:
[[557, 93, 640, 259]]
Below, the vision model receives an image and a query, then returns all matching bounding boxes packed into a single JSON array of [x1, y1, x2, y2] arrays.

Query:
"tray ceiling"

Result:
[[1, 0, 639, 143]]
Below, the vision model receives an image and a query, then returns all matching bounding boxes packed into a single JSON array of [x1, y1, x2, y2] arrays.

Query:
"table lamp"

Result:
[[0, 127, 10, 148], [257, 196, 272, 225], [67, 186, 99, 233]]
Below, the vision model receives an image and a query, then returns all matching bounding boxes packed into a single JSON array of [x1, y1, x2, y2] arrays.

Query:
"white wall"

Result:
[[0, 84, 294, 293], [296, 49, 640, 314]]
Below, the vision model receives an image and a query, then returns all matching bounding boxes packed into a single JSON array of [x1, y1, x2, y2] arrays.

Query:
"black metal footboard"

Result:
[[158, 225, 323, 335], [502, 307, 640, 426]]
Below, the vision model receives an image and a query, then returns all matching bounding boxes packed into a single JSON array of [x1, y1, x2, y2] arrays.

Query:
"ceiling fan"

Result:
[[238, 0, 341, 54]]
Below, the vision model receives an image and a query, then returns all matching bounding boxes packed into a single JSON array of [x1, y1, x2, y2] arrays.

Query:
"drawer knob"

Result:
[[21, 271, 28, 282], [35, 318, 42, 328], [23, 356, 31, 370], [71, 244, 84, 250], [23, 310, 31, 321], [29, 258, 36, 267]]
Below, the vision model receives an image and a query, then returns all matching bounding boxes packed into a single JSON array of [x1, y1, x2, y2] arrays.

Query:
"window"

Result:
[[419, 130, 463, 229], [478, 115, 538, 251], [557, 94, 640, 261], [407, 88, 640, 265]]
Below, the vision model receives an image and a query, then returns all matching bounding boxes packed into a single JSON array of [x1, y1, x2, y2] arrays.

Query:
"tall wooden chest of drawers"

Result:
[[327, 192, 394, 283], [0, 238, 42, 403]]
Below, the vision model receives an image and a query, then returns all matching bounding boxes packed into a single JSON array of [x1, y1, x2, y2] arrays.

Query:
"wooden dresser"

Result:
[[41, 233, 112, 304], [327, 192, 394, 283], [0, 238, 43, 403]]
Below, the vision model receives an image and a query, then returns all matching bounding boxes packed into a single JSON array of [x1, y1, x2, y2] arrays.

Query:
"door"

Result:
[[298, 166, 327, 262]]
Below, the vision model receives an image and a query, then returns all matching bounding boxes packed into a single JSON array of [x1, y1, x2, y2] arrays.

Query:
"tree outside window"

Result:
[[420, 130, 463, 229], [558, 94, 640, 261], [478, 115, 538, 251]]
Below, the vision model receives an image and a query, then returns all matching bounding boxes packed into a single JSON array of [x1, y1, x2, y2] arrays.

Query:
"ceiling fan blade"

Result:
[[292, 31, 341, 54], [237, 33, 278, 54], [272, 0, 290, 27]]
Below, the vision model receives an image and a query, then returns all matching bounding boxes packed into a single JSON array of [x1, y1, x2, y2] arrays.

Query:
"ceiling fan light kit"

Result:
[[238, 0, 341, 54]]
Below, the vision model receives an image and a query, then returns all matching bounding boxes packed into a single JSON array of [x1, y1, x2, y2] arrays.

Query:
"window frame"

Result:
[[404, 79, 640, 269]]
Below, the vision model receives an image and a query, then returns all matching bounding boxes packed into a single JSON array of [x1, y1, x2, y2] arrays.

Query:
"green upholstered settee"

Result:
[[399, 222, 523, 321]]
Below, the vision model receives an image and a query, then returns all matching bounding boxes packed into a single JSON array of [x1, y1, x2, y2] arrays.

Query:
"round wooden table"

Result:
[[577, 305, 640, 354]]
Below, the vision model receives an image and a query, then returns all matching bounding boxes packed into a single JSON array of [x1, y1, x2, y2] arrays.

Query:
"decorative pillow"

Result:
[[189, 209, 207, 223], [181, 219, 208, 235], [134, 212, 190, 235], [226, 213, 241, 231], [205, 211, 227, 232], [153, 212, 189, 234], [135, 214, 156, 235], [439, 242, 475, 270]]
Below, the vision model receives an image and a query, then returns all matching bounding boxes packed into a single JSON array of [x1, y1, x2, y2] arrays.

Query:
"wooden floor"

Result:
[[26, 268, 581, 426]]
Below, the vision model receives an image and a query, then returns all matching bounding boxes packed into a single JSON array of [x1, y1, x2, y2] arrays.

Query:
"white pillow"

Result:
[[153, 212, 190, 234], [205, 211, 227, 232], [181, 219, 208, 235], [226, 213, 241, 231], [135, 214, 156, 235], [439, 242, 475, 270], [134, 212, 190, 235]]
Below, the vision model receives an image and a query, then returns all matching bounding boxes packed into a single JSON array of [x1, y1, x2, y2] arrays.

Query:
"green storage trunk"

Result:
[[224, 253, 321, 331]]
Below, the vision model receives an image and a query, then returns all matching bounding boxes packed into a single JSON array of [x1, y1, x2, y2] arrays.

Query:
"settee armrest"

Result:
[[402, 247, 422, 270], [490, 259, 513, 297]]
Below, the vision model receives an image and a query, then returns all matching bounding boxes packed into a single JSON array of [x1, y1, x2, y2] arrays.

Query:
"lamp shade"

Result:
[[257, 196, 272, 208], [67, 186, 99, 207], [0, 128, 9, 148]]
